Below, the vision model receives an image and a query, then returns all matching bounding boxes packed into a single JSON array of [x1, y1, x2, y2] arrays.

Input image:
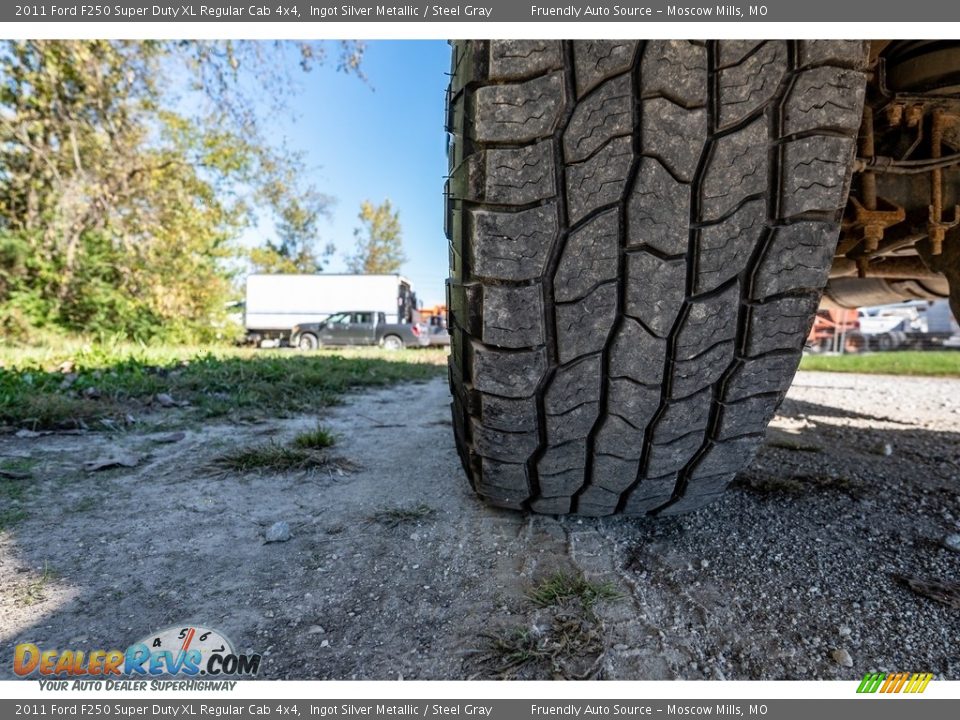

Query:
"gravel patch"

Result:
[[0, 371, 957, 680]]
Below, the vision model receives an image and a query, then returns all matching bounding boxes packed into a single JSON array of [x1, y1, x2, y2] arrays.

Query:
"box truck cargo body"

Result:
[[244, 274, 416, 342]]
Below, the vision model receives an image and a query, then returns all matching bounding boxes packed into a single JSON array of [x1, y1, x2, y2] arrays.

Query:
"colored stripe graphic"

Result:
[[857, 672, 886, 693], [857, 672, 933, 694], [879, 672, 897, 693], [905, 673, 934, 693]]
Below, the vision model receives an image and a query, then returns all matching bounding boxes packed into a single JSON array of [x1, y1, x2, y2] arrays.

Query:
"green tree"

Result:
[[249, 191, 335, 274], [346, 199, 406, 274], [0, 39, 364, 341]]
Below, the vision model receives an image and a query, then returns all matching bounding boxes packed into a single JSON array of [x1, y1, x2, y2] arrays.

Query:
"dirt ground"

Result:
[[1, 370, 958, 680]]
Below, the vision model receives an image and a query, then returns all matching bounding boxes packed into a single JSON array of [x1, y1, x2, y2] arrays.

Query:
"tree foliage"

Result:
[[0, 40, 364, 342], [345, 199, 406, 275], [249, 191, 336, 274]]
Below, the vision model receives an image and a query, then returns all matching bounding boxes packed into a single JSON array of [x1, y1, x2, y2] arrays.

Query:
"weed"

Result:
[[473, 571, 621, 678], [293, 424, 337, 450], [0, 456, 37, 474], [211, 442, 333, 473], [527, 571, 623, 610], [15, 563, 55, 606], [197, 399, 232, 419], [482, 627, 547, 672], [371, 504, 434, 528], [478, 612, 605, 680]]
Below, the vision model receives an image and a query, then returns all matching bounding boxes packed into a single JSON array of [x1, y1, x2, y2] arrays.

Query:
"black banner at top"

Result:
[[2, 1, 957, 23]]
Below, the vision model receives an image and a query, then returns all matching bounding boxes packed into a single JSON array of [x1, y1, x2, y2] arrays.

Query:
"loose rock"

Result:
[[153, 432, 186, 444], [831, 649, 853, 667], [84, 453, 141, 472], [264, 521, 292, 544], [155, 393, 177, 408], [944, 534, 960, 553]]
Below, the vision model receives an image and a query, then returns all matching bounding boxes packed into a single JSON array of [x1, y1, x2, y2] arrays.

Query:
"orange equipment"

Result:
[[807, 308, 864, 353]]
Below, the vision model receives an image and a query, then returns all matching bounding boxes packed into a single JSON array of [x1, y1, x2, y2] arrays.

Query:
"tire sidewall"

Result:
[[298, 334, 319, 351], [382, 335, 404, 351]]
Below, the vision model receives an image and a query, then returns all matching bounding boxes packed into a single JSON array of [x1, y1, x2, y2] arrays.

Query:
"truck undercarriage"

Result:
[[827, 41, 960, 319]]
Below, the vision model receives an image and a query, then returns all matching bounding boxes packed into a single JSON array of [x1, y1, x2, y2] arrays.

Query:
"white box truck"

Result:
[[243, 273, 417, 345]]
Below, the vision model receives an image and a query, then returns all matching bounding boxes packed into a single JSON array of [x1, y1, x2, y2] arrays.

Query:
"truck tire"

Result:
[[382, 335, 405, 351], [298, 333, 319, 351], [876, 334, 894, 352], [446, 40, 868, 516]]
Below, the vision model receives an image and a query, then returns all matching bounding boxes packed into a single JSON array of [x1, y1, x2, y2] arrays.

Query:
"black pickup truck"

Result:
[[290, 311, 428, 350]]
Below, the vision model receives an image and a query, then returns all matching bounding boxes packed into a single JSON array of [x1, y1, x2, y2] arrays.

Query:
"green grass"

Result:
[[527, 571, 623, 609], [0, 475, 27, 501], [480, 617, 604, 680], [211, 442, 333, 473], [0, 343, 447, 429], [0, 456, 36, 477], [475, 571, 621, 679], [0, 507, 28, 531], [800, 350, 960, 378], [293, 424, 338, 450]]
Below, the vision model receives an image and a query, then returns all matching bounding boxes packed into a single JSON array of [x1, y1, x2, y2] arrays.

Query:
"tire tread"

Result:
[[447, 40, 867, 515]]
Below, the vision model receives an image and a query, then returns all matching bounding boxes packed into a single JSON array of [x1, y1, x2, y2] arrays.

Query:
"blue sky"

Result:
[[240, 40, 451, 307]]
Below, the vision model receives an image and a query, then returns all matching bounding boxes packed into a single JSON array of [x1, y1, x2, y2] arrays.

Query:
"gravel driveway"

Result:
[[1, 370, 958, 680]]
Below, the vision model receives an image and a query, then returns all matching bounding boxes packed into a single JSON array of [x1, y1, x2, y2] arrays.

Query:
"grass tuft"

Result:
[[293, 424, 337, 450], [0, 507, 28, 532], [15, 563, 55, 606], [483, 627, 549, 672], [211, 442, 331, 473], [474, 571, 622, 679], [0, 456, 36, 478], [371, 504, 434, 528], [527, 571, 623, 609], [479, 613, 605, 680]]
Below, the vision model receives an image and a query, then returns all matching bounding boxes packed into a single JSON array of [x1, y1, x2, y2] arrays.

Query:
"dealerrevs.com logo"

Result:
[[14, 625, 261, 688]]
